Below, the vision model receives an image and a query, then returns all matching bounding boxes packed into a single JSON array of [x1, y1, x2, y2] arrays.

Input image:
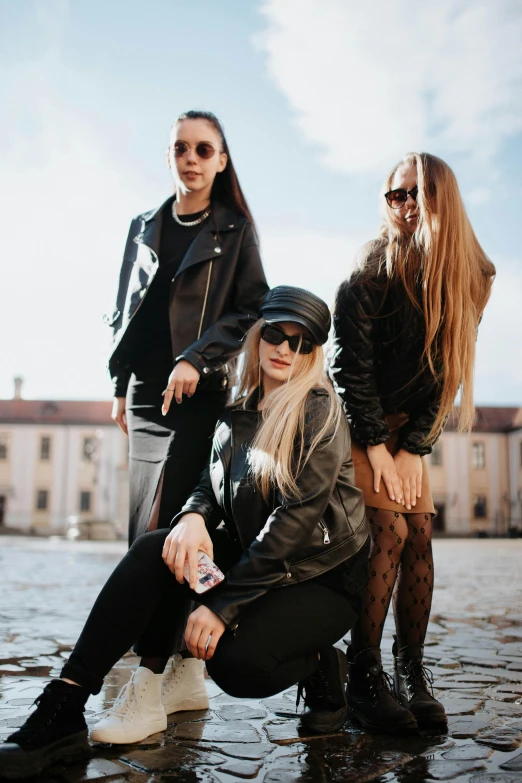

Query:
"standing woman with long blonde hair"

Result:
[[331, 152, 495, 732]]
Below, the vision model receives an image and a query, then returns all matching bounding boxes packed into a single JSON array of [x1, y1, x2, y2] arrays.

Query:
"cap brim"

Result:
[[262, 312, 322, 345]]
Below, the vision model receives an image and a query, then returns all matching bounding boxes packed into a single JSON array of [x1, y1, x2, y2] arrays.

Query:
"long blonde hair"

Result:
[[234, 320, 342, 501], [380, 152, 495, 442]]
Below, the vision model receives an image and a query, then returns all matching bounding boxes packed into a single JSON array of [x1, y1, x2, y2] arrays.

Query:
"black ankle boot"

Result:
[[393, 637, 447, 729], [346, 645, 418, 733], [298, 647, 348, 733], [0, 680, 91, 780]]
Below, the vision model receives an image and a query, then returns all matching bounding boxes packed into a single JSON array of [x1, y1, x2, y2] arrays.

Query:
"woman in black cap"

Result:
[[0, 286, 369, 780]]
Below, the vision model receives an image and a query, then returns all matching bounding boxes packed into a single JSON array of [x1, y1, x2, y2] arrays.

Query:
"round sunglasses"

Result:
[[170, 141, 219, 160], [260, 323, 315, 355], [384, 185, 418, 209]]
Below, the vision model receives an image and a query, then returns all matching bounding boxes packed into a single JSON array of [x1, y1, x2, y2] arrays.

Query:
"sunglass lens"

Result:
[[386, 189, 407, 208], [173, 141, 189, 158], [196, 143, 215, 159], [261, 325, 284, 346], [261, 325, 315, 354]]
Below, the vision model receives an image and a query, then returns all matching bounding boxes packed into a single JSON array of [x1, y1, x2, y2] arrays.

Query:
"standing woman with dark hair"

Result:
[[331, 152, 495, 732], [101, 111, 268, 739]]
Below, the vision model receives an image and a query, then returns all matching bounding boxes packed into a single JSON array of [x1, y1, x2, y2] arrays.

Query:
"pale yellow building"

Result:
[[0, 381, 128, 536], [426, 407, 522, 535], [1, 380, 521, 538]]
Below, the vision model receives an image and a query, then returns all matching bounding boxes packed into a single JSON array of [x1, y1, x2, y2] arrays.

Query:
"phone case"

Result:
[[183, 551, 225, 594]]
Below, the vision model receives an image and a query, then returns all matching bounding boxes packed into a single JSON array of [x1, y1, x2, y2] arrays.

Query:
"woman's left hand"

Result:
[[394, 449, 422, 510], [185, 605, 226, 661]]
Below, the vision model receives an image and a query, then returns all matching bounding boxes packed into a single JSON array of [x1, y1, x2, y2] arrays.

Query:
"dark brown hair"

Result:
[[175, 110, 256, 231]]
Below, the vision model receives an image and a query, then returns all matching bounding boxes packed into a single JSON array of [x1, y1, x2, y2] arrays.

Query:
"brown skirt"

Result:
[[351, 413, 435, 514]]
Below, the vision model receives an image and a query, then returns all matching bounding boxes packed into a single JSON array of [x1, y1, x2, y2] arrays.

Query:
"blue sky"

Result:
[[1, 0, 521, 404]]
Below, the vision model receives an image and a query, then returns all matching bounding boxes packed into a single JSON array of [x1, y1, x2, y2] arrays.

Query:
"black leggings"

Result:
[[61, 529, 357, 698]]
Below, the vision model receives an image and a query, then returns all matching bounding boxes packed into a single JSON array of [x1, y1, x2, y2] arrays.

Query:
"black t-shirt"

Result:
[[131, 204, 209, 379]]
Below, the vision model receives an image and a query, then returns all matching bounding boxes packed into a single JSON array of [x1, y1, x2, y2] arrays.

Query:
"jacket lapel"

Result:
[[135, 197, 240, 274], [135, 196, 171, 260], [176, 201, 239, 276]]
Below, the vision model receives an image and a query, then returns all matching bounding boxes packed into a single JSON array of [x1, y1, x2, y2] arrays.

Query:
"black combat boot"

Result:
[[0, 679, 90, 780], [393, 637, 447, 729], [346, 645, 418, 733], [298, 647, 348, 733]]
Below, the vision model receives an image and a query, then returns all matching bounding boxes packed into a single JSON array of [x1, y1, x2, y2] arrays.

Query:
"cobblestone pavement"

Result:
[[1, 535, 522, 782]]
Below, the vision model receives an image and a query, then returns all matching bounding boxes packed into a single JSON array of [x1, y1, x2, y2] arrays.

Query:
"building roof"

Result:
[[446, 406, 522, 434], [0, 399, 113, 426]]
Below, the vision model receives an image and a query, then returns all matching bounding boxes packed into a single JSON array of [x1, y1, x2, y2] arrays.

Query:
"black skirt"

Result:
[[126, 374, 227, 544]]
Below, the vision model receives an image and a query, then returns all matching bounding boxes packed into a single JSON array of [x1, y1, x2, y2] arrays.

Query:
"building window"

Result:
[[40, 436, 51, 461], [36, 490, 49, 511], [82, 437, 96, 462], [431, 442, 443, 467], [471, 441, 486, 469], [473, 495, 487, 519], [0, 436, 8, 460], [80, 491, 91, 512]]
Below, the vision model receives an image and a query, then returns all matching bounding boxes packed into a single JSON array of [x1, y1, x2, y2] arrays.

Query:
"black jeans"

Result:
[[61, 529, 357, 698]]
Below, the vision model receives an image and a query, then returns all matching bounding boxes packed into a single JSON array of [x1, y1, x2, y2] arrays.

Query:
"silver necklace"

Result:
[[172, 202, 211, 227]]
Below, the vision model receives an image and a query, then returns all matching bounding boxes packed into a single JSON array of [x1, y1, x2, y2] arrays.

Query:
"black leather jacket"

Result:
[[330, 239, 441, 456], [172, 389, 369, 630], [106, 197, 269, 397]]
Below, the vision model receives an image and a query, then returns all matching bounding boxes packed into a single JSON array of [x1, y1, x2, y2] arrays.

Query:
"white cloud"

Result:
[[257, 0, 522, 174]]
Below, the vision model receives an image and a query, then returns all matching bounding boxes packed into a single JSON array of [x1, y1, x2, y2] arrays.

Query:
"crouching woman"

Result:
[[0, 286, 369, 780]]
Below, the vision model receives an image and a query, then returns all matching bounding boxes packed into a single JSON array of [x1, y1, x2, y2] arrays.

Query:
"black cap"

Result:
[[260, 286, 331, 345]]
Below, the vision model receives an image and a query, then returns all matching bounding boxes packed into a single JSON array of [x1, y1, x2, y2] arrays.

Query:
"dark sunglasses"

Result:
[[384, 185, 418, 209], [260, 323, 315, 355], [170, 141, 219, 160]]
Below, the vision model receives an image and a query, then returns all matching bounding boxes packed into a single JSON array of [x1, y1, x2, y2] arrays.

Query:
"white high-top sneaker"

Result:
[[161, 654, 209, 715], [90, 667, 167, 744]]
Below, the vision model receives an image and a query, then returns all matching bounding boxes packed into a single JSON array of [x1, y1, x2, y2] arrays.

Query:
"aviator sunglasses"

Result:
[[260, 323, 315, 355], [384, 185, 418, 209], [170, 141, 219, 160]]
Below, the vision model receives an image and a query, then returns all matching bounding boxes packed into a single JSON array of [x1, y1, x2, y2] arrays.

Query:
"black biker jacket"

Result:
[[105, 197, 268, 397], [172, 389, 369, 630], [330, 239, 442, 456]]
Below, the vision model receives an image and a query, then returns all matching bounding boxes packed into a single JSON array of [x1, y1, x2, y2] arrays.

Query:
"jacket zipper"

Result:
[[319, 520, 330, 544], [197, 260, 213, 339]]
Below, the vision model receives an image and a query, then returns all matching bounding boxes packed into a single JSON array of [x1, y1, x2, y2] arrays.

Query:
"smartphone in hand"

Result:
[[184, 551, 225, 594]]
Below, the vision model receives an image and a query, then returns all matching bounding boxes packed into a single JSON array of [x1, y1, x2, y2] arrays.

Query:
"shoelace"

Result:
[[404, 660, 435, 696], [368, 667, 395, 698], [295, 668, 332, 712], [11, 692, 65, 740], [107, 680, 138, 718], [163, 665, 183, 689]]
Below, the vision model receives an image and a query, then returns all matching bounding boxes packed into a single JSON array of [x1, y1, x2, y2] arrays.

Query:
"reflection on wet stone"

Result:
[[60, 758, 130, 781], [216, 759, 263, 778], [476, 726, 522, 750], [121, 744, 225, 771], [499, 749, 522, 770], [442, 743, 492, 760]]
